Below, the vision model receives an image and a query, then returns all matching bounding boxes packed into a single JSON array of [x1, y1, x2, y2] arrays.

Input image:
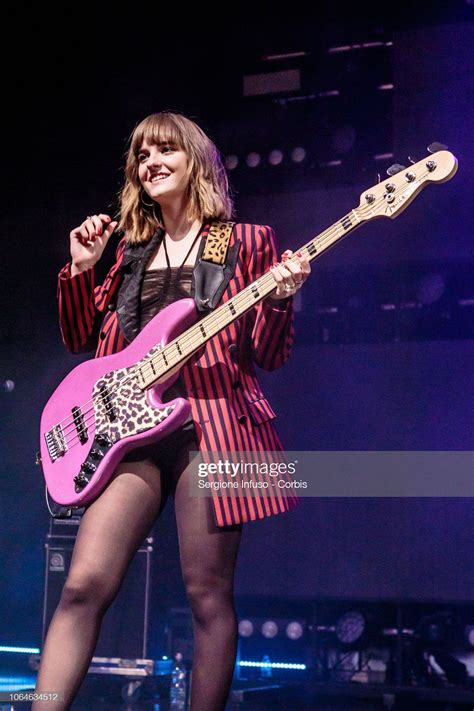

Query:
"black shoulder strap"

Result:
[[116, 228, 164, 342], [193, 220, 239, 312]]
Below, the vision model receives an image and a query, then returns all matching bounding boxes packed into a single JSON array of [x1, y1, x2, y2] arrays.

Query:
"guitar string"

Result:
[[117, 168, 430, 397], [53, 171, 430, 452], [127, 172, 430, 387], [57, 211, 360, 448], [56, 173, 428, 452], [56, 174, 426, 454]]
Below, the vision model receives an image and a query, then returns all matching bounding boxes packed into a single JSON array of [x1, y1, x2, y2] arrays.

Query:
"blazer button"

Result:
[[107, 303, 116, 311], [238, 415, 248, 425], [232, 380, 241, 390]]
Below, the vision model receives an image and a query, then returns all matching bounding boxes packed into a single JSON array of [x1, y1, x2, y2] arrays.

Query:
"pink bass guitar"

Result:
[[39, 148, 457, 508]]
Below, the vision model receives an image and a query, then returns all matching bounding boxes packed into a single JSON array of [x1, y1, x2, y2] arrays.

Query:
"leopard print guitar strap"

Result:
[[193, 220, 239, 312]]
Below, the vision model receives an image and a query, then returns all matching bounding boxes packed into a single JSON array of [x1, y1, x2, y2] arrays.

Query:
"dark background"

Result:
[[1, 2, 473, 649]]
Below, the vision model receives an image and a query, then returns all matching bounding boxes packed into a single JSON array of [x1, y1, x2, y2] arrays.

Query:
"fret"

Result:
[[341, 215, 352, 231]]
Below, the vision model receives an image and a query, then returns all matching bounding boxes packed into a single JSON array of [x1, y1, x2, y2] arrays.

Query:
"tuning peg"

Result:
[[408, 156, 418, 165], [376, 173, 381, 184], [386, 163, 407, 177], [427, 142, 448, 154]]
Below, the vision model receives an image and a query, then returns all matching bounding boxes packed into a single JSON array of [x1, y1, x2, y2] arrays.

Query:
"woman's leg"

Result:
[[172, 445, 242, 711], [33, 458, 165, 710]]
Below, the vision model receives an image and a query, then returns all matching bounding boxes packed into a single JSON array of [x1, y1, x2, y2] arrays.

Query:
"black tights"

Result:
[[33, 434, 242, 711]]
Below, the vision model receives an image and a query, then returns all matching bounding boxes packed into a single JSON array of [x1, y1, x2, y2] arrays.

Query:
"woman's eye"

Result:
[[138, 153, 147, 162], [162, 145, 174, 153]]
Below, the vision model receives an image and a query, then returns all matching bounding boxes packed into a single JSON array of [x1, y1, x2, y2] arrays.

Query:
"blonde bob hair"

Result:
[[118, 112, 234, 244]]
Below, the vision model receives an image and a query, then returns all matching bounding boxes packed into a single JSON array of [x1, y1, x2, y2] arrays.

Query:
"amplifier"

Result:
[[41, 515, 153, 660]]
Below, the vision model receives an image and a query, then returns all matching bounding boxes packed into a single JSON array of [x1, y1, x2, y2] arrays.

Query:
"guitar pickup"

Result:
[[98, 384, 117, 422], [72, 405, 88, 443], [45, 424, 67, 462]]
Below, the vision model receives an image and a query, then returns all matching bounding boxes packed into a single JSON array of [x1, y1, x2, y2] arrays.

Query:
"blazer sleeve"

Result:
[[246, 225, 295, 371], [57, 239, 126, 353]]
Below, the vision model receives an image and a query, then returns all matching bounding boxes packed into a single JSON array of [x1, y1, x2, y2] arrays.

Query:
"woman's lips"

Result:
[[150, 173, 170, 183]]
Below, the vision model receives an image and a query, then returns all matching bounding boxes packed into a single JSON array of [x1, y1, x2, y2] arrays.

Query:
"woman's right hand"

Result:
[[70, 213, 119, 276]]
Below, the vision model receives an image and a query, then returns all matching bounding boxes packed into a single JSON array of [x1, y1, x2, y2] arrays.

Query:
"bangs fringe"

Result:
[[130, 114, 185, 158]]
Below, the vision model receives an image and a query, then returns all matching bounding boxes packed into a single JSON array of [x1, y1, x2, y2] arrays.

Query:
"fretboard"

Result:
[[135, 209, 361, 389]]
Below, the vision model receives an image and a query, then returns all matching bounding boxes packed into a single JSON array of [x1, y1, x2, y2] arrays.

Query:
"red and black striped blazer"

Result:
[[57, 222, 300, 526]]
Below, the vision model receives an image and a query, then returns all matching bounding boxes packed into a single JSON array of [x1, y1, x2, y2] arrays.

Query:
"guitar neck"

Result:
[[136, 208, 362, 389]]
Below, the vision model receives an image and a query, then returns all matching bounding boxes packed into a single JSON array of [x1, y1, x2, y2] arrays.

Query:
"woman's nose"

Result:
[[147, 154, 162, 168], [145, 147, 163, 168]]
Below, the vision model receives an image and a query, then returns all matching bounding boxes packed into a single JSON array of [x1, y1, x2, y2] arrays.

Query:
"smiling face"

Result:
[[121, 112, 233, 244], [138, 140, 190, 207]]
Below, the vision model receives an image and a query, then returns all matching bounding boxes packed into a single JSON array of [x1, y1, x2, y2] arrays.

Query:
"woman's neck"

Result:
[[160, 201, 200, 242]]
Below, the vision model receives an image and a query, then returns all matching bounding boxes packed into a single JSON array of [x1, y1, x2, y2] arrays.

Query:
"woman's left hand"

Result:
[[269, 249, 311, 300]]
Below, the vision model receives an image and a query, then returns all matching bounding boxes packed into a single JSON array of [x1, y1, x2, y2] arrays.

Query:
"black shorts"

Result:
[[121, 421, 199, 495]]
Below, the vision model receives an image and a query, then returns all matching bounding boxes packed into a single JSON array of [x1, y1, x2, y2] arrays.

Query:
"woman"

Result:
[[33, 111, 310, 710]]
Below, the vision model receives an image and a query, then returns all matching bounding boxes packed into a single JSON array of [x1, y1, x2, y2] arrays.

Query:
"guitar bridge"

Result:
[[45, 424, 67, 462]]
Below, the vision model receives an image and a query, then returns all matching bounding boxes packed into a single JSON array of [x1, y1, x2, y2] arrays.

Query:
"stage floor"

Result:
[[3, 672, 474, 710]]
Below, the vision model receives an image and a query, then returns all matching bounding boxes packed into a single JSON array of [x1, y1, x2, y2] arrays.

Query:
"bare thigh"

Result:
[[65, 458, 165, 600]]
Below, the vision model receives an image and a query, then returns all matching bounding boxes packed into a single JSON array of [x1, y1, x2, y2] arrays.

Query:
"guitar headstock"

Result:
[[357, 149, 458, 221]]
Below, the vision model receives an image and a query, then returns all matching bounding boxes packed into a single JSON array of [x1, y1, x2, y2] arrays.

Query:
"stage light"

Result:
[[261, 620, 278, 638], [286, 622, 303, 640], [464, 624, 474, 648], [374, 152, 394, 161], [238, 620, 254, 637], [0, 646, 40, 654], [318, 89, 340, 98], [1, 379, 15, 393], [0, 676, 36, 691], [430, 651, 468, 685], [239, 660, 306, 670], [291, 147, 306, 163], [268, 150, 284, 166], [335, 611, 365, 645], [225, 154, 239, 171], [246, 152, 261, 168], [319, 160, 342, 168]]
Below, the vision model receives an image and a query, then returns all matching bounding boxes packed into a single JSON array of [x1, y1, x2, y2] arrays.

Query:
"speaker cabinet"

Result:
[[41, 515, 153, 659]]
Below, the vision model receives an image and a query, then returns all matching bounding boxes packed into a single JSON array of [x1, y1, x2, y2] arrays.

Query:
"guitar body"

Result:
[[40, 298, 198, 507]]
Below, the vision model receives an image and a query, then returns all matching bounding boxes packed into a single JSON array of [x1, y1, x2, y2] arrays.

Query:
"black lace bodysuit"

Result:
[[139, 263, 195, 431], [140, 265, 194, 329]]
